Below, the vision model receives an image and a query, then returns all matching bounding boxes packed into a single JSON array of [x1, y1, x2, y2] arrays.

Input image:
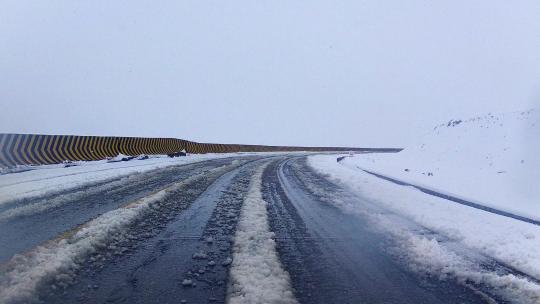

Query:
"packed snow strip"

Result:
[[0, 153, 264, 206], [227, 163, 298, 304], [0, 163, 236, 304], [342, 109, 539, 221], [309, 155, 540, 303]]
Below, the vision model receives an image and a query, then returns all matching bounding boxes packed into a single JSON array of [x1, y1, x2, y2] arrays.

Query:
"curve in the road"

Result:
[[2, 155, 526, 304]]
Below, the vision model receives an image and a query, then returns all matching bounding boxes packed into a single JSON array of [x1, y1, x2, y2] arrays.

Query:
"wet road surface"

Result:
[[0, 155, 503, 303]]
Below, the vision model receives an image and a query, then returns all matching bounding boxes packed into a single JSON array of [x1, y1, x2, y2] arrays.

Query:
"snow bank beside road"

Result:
[[342, 109, 539, 221], [228, 163, 297, 304], [309, 155, 540, 303]]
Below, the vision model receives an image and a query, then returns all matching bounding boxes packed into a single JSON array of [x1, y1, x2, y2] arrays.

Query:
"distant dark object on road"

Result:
[[63, 161, 78, 168], [447, 119, 463, 127], [107, 155, 136, 163], [168, 151, 187, 158]]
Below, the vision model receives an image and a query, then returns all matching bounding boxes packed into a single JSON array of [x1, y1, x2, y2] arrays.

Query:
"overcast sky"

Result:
[[1, 1, 539, 147]]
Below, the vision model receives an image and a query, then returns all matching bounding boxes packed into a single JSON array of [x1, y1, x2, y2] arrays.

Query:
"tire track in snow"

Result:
[[265, 157, 490, 304], [0, 176, 132, 222], [0, 160, 224, 215], [227, 161, 298, 304], [40, 159, 261, 304], [0, 158, 242, 264], [0, 162, 240, 304]]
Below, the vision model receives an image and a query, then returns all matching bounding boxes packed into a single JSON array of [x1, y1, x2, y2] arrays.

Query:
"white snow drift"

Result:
[[227, 163, 297, 304], [341, 109, 539, 221]]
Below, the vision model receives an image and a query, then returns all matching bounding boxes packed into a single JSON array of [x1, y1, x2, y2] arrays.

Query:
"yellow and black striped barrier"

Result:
[[0, 133, 401, 168]]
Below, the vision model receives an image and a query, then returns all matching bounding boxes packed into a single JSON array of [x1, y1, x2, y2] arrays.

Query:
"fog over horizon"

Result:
[[1, 1, 540, 147]]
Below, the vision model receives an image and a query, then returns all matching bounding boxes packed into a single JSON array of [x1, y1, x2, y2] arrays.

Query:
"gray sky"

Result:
[[1, 1, 540, 147]]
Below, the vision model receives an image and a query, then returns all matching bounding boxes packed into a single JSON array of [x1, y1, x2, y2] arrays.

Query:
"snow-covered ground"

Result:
[[309, 155, 540, 302], [340, 109, 539, 221], [0, 153, 263, 206]]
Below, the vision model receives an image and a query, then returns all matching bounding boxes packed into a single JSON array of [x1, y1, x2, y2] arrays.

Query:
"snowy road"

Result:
[[0, 155, 537, 303]]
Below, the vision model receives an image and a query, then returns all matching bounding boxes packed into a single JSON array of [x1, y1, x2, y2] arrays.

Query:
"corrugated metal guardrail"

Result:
[[0, 133, 401, 168]]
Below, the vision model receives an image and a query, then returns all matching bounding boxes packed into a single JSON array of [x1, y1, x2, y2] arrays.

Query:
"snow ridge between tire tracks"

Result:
[[227, 161, 298, 304]]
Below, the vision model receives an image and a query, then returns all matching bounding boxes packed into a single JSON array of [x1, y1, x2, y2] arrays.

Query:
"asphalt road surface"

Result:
[[0, 155, 501, 303]]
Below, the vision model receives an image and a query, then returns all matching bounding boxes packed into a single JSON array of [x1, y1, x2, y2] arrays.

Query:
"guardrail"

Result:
[[0, 133, 402, 168]]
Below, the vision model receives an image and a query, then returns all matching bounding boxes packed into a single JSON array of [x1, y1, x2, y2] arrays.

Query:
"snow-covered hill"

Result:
[[342, 109, 539, 220]]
